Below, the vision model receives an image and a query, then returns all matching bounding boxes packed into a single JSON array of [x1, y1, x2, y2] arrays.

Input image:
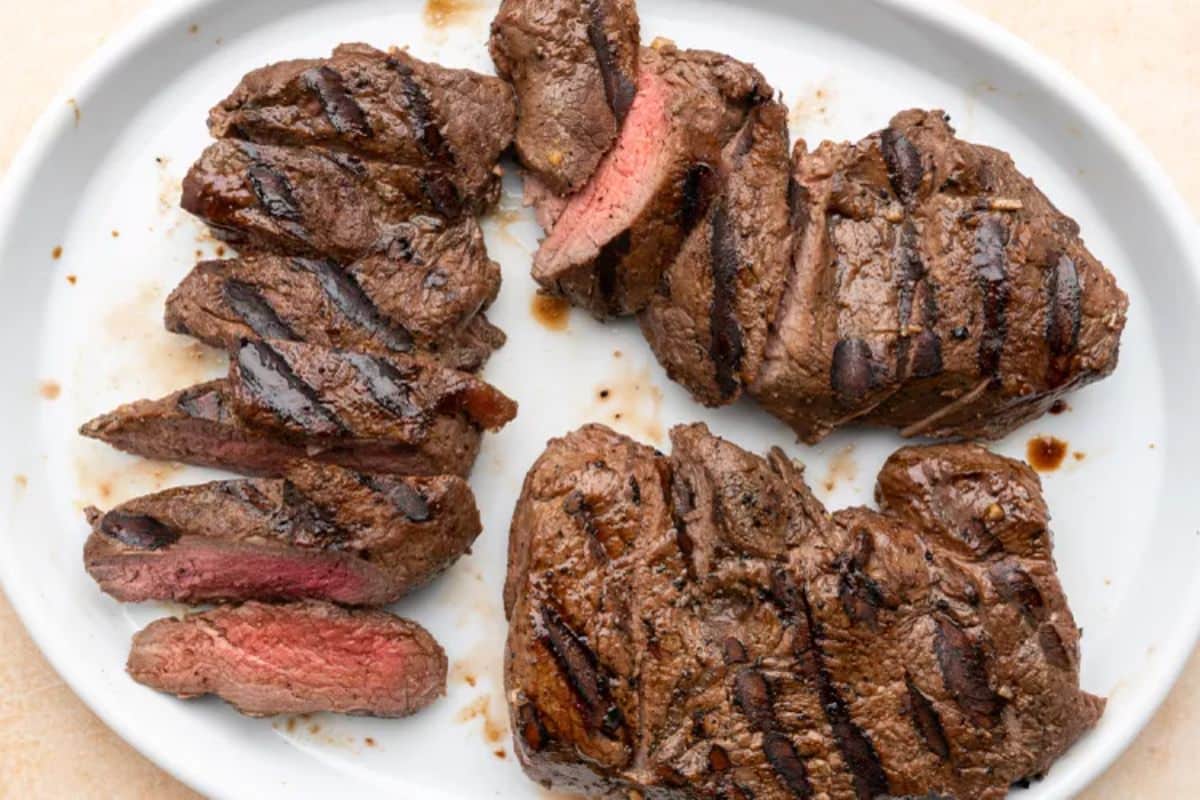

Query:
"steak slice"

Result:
[[532, 42, 772, 317], [80, 342, 517, 477], [638, 96, 792, 406], [164, 216, 504, 370], [181, 139, 469, 260], [84, 463, 479, 606], [490, 0, 640, 195], [209, 44, 515, 211], [127, 601, 446, 718], [753, 109, 1129, 443], [505, 423, 1103, 799]]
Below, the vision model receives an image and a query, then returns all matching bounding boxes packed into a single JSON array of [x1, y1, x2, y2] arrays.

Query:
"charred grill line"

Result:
[[386, 58, 454, 164], [1038, 624, 1074, 670], [236, 340, 346, 435], [973, 216, 1011, 385], [586, 0, 637, 121], [988, 563, 1047, 623], [535, 605, 625, 738], [359, 474, 432, 522], [517, 701, 549, 752], [763, 732, 814, 799], [880, 128, 924, 204], [932, 613, 1006, 727], [343, 352, 423, 420], [176, 385, 226, 420], [291, 258, 415, 353], [301, 65, 372, 137], [279, 480, 347, 548], [418, 172, 463, 218], [680, 163, 718, 233], [595, 230, 633, 313], [710, 203, 745, 400], [98, 511, 181, 551], [732, 667, 815, 799], [904, 674, 951, 761], [831, 338, 879, 405], [894, 221, 944, 382], [240, 144, 303, 221], [1045, 254, 1082, 386], [222, 280, 297, 341]]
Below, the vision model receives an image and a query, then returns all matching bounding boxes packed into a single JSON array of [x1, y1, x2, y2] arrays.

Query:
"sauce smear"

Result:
[[1027, 436, 1069, 472], [531, 292, 571, 331]]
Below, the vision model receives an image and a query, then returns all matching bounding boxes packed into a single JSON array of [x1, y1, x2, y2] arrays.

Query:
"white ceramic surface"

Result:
[[1, 0, 1198, 797]]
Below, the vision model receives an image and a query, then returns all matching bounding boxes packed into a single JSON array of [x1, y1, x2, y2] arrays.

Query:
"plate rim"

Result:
[[1, 0, 1197, 797]]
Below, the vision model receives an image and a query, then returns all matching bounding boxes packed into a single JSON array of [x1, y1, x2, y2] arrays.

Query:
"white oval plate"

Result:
[[2, 0, 1198, 797]]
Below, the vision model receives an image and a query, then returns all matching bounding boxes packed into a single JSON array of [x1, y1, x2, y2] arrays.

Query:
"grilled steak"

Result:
[[490, 0, 640, 195], [165, 216, 504, 370], [128, 601, 446, 718], [181, 139, 475, 261], [209, 43, 515, 213], [638, 96, 792, 406], [84, 463, 479, 606], [753, 109, 1129, 443], [531, 42, 773, 317], [505, 424, 1102, 799], [80, 341, 517, 478]]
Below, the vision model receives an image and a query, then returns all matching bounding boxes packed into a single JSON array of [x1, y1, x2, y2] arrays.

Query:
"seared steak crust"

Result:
[[505, 424, 1103, 799], [127, 601, 447, 718], [753, 109, 1128, 443], [84, 463, 480, 606]]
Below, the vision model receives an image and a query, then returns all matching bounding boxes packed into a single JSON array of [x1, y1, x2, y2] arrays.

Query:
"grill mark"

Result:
[[710, 202, 744, 400], [904, 674, 951, 761], [763, 732, 814, 799], [1045, 254, 1082, 386], [301, 66, 371, 137], [895, 221, 943, 381], [880, 128, 924, 203], [1038, 624, 1074, 670], [321, 150, 368, 177], [628, 476, 641, 505], [831, 338, 879, 405], [680, 163, 718, 233], [236, 340, 345, 436], [535, 605, 624, 738], [176, 386, 225, 420], [932, 613, 1006, 726], [240, 145, 302, 221], [988, 563, 1047, 622], [279, 480, 346, 547], [99, 511, 180, 550], [343, 352, 423, 419], [419, 172, 463, 218], [516, 702, 549, 752], [709, 744, 732, 772], [386, 58, 453, 163], [798, 590, 890, 800], [594, 230, 632, 313], [732, 668, 774, 731], [733, 667, 814, 799], [974, 216, 1011, 384], [359, 474, 431, 522], [222, 280, 297, 341], [218, 481, 275, 515], [562, 489, 617, 561], [585, 0, 636, 121], [292, 258, 414, 352], [722, 637, 748, 666]]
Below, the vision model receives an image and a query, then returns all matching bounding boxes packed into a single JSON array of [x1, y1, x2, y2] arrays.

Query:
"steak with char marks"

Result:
[[80, 340, 517, 478], [753, 109, 1128, 443], [127, 601, 446, 718], [490, 0, 640, 196], [531, 41, 772, 317], [505, 423, 1102, 799], [208, 43, 515, 213], [165, 215, 504, 371], [85, 462, 479, 606]]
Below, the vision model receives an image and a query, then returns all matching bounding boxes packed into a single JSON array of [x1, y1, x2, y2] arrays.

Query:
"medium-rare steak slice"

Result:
[[84, 463, 479, 606], [506, 423, 1102, 799], [181, 139, 469, 260], [638, 96, 792, 406], [490, 0, 640, 195], [532, 42, 773, 317], [128, 601, 446, 718], [753, 109, 1129, 443], [165, 216, 504, 370], [209, 43, 515, 210], [80, 342, 517, 477]]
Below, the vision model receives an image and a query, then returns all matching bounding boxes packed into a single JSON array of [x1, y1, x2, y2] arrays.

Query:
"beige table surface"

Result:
[[1, 1, 1197, 797]]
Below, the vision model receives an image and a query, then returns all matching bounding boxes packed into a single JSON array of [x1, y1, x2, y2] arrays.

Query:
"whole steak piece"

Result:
[[505, 423, 1103, 799], [84, 462, 480, 606], [531, 42, 774, 318], [79, 341, 517, 478], [208, 43, 515, 212], [165, 215, 504, 371], [490, 0, 640, 196], [753, 109, 1129, 443], [127, 601, 446, 718]]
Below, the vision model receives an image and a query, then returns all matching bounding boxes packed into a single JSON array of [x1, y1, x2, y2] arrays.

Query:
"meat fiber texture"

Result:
[[128, 601, 447, 718], [505, 423, 1103, 799], [753, 109, 1128, 443]]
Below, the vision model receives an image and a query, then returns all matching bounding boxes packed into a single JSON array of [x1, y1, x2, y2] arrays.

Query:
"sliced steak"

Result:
[[532, 42, 772, 317], [181, 139, 469, 260], [638, 95, 792, 405], [80, 343, 516, 477], [490, 0, 640, 195], [209, 43, 515, 211], [753, 109, 1129, 443], [127, 601, 446, 718], [505, 423, 1103, 799], [84, 463, 479, 606], [165, 216, 504, 370]]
